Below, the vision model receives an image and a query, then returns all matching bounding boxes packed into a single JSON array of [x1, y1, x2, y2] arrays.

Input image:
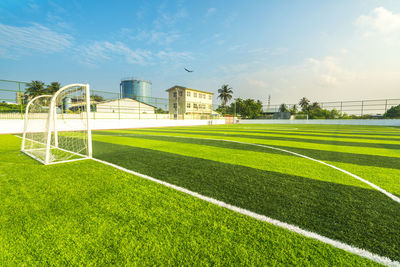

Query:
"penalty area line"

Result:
[[92, 157, 399, 266]]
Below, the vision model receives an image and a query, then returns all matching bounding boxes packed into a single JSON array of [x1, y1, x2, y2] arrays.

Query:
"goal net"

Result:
[[291, 114, 309, 120], [21, 84, 92, 165]]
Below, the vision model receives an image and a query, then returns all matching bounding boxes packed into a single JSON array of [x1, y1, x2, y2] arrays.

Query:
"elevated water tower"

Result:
[[120, 77, 152, 103]]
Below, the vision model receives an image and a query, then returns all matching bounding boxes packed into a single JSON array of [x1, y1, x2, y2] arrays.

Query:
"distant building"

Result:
[[67, 98, 158, 119], [120, 78, 152, 104], [166, 86, 213, 119], [96, 98, 155, 114], [16, 92, 24, 105]]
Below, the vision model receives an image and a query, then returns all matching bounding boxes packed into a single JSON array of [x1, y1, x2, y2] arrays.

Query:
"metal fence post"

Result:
[[118, 97, 121, 120], [361, 101, 364, 116], [139, 101, 141, 120], [18, 82, 23, 119], [384, 99, 388, 113]]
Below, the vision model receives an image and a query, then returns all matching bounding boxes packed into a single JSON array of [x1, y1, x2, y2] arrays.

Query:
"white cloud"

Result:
[[356, 7, 400, 35], [156, 51, 193, 61], [247, 78, 268, 89], [0, 22, 73, 58], [205, 7, 216, 17], [248, 47, 288, 56], [79, 41, 152, 66], [79, 41, 192, 67], [154, 7, 187, 28], [134, 30, 180, 45]]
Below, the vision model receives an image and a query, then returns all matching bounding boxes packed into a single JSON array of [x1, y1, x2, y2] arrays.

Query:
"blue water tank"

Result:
[[120, 78, 152, 103]]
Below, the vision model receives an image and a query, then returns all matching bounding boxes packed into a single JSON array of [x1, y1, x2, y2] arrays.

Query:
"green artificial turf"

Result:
[[0, 135, 380, 265], [91, 123, 400, 261], [109, 124, 400, 195], [93, 138, 400, 261]]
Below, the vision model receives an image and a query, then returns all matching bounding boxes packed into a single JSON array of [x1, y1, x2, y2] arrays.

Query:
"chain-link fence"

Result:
[[0, 79, 222, 120], [266, 99, 400, 118], [2, 78, 399, 120], [0, 79, 28, 119]]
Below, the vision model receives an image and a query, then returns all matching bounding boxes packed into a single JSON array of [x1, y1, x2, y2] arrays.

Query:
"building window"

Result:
[[194, 104, 198, 109], [187, 91, 191, 97], [209, 95, 212, 100], [173, 103, 177, 108], [187, 103, 191, 108], [179, 91, 183, 96], [173, 92, 177, 97]]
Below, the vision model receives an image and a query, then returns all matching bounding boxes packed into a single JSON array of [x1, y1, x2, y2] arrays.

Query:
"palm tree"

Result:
[[25, 80, 45, 97], [290, 104, 298, 114], [279, 103, 288, 112], [45, 82, 61, 94], [218, 84, 233, 107], [299, 97, 310, 112]]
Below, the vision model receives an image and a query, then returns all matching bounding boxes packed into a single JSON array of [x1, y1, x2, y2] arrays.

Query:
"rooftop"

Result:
[[166, 85, 214, 95]]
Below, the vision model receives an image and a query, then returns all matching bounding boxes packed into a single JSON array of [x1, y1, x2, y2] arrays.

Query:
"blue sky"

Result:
[[0, 0, 400, 104]]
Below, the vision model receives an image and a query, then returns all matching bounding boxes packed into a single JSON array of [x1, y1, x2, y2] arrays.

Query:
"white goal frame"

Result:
[[21, 83, 92, 165]]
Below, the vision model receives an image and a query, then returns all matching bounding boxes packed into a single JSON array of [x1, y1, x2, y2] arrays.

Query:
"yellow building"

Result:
[[166, 86, 214, 119]]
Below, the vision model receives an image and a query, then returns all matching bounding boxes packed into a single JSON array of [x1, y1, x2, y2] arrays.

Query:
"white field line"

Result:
[[120, 133, 400, 204], [17, 135, 89, 164], [92, 157, 399, 266], [12, 134, 400, 265]]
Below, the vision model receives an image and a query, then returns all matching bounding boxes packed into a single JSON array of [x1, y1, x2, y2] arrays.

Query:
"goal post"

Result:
[[21, 83, 92, 165], [21, 94, 53, 163]]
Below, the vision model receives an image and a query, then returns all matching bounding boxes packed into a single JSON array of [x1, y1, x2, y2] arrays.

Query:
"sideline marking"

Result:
[[92, 157, 399, 266], [12, 134, 399, 265], [110, 132, 400, 204]]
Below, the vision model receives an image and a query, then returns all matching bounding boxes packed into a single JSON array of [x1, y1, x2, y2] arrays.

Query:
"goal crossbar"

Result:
[[21, 83, 92, 165]]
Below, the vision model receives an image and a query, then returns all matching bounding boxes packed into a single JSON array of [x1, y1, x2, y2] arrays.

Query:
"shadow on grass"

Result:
[[126, 129, 400, 150], [93, 140, 400, 261], [94, 132, 400, 170]]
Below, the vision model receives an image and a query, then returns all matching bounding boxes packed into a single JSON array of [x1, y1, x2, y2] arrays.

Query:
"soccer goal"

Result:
[[291, 114, 309, 120], [21, 84, 92, 165]]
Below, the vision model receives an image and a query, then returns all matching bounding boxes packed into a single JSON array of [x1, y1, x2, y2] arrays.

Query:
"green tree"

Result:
[[234, 98, 262, 119], [384, 105, 400, 118], [299, 97, 310, 113], [25, 80, 46, 98], [290, 104, 298, 114], [278, 103, 288, 112], [45, 82, 61, 94], [217, 84, 233, 107], [91, 94, 105, 102]]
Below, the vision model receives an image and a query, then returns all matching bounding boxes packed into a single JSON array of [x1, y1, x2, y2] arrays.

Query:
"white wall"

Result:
[[2, 118, 399, 135], [239, 119, 400, 126], [0, 119, 226, 134]]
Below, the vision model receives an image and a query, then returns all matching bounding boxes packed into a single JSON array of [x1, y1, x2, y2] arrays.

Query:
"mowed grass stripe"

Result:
[[114, 128, 400, 158], [1, 135, 380, 266], [172, 124, 400, 135], [170, 128, 400, 142], [93, 131, 400, 196], [92, 133, 368, 189], [112, 128, 400, 196], [93, 139, 400, 261], [124, 129, 400, 150]]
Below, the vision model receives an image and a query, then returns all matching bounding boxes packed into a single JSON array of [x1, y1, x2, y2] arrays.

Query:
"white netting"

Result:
[[22, 84, 92, 164], [21, 95, 53, 163]]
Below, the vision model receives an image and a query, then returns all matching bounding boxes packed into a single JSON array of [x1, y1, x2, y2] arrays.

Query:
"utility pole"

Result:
[[267, 94, 271, 112]]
